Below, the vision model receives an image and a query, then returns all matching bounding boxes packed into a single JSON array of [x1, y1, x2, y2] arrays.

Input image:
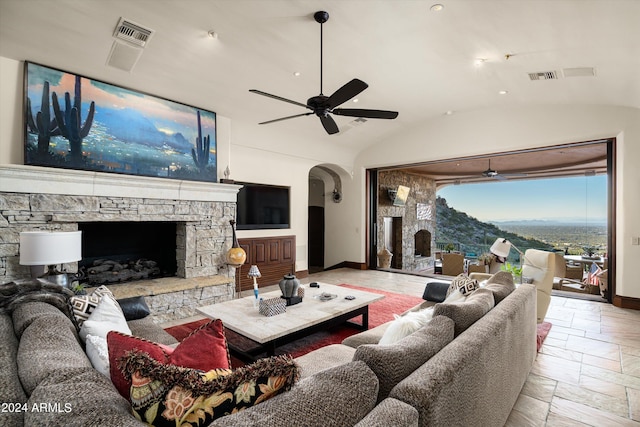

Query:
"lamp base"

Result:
[[40, 265, 72, 288]]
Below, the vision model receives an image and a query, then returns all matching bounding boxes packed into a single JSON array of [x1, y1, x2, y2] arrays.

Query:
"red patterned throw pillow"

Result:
[[107, 319, 231, 399], [118, 352, 299, 426]]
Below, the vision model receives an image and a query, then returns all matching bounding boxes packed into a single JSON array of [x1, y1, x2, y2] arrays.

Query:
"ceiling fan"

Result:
[[481, 159, 528, 180], [249, 11, 398, 135]]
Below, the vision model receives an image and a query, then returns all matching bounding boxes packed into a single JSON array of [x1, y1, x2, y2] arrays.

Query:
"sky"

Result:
[[437, 175, 607, 224]]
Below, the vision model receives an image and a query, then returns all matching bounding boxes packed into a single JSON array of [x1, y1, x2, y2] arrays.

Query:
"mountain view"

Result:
[[435, 196, 607, 259]]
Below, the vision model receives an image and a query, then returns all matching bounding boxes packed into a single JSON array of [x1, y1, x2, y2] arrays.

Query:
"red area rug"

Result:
[[165, 284, 423, 366], [537, 322, 552, 352]]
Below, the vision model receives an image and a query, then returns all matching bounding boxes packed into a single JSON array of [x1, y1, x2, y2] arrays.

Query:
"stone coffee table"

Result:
[[197, 283, 384, 361]]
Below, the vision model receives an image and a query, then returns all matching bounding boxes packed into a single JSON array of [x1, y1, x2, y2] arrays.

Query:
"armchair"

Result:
[[522, 249, 556, 323], [441, 253, 464, 276]]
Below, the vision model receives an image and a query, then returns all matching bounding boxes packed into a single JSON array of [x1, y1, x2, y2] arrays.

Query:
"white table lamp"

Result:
[[20, 231, 82, 287], [247, 264, 261, 307]]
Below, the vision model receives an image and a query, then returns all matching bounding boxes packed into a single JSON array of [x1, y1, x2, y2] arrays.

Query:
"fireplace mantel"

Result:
[[0, 164, 242, 202], [0, 164, 243, 321]]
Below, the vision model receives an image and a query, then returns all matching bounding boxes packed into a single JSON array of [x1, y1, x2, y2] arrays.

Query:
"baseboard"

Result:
[[324, 261, 367, 271], [613, 295, 640, 310], [295, 270, 309, 279]]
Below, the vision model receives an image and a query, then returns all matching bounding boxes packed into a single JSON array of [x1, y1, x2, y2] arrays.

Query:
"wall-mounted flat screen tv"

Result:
[[236, 182, 290, 230]]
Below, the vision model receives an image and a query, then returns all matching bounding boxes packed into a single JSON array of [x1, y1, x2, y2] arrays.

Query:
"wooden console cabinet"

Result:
[[236, 235, 296, 293]]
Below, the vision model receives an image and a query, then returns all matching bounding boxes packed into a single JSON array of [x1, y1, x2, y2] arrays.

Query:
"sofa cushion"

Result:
[[108, 319, 231, 399], [128, 316, 178, 346], [483, 271, 516, 303], [117, 296, 151, 321], [25, 367, 145, 427], [354, 315, 455, 401], [294, 343, 356, 378], [0, 313, 27, 427], [70, 285, 119, 327], [79, 295, 131, 342], [118, 352, 299, 426], [209, 360, 378, 427], [354, 397, 419, 427], [433, 288, 495, 336], [342, 322, 391, 348], [15, 303, 92, 395]]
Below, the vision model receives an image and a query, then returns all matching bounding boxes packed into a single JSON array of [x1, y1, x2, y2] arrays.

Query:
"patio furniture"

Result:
[[467, 264, 487, 274], [522, 249, 556, 323], [441, 253, 465, 276]]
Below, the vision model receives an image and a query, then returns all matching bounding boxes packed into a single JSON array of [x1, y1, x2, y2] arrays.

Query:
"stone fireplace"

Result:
[[0, 165, 242, 322]]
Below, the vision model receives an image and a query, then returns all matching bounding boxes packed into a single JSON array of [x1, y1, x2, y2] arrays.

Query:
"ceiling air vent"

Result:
[[562, 67, 596, 78], [113, 18, 154, 47], [528, 71, 558, 81]]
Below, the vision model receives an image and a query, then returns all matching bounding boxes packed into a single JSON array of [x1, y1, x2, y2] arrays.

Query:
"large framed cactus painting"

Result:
[[24, 62, 217, 182]]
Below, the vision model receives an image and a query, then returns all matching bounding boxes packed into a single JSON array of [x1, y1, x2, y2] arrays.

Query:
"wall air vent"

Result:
[[113, 18, 154, 47], [528, 71, 558, 81]]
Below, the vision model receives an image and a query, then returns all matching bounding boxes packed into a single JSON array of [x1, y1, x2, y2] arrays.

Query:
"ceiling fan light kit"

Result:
[[249, 11, 398, 135]]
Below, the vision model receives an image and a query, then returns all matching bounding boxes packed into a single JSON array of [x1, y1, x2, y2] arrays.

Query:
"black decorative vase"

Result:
[[279, 274, 302, 306]]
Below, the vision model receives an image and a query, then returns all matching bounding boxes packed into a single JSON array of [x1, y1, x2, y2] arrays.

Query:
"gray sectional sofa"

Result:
[[1, 275, 537, 427]]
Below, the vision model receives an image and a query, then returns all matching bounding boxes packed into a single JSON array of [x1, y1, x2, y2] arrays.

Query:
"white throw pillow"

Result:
[[79, 295, 131, 342], [379, 307, 434, 345], [85, 334, 110, 377], [444, 288, 468, 303]]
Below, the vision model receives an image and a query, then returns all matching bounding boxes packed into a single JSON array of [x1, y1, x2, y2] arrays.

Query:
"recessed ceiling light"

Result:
[[352, 98, 359, 103], [430, 4, 444, 12], [445, 110, 454, 115], [293, 71, 301, 77], [207, 30, 218, 39], [498, 90, 508, 95], [474, 58, 486, 67]]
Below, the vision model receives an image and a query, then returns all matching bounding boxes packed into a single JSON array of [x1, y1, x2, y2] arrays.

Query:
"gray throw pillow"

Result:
[[433, 288, 495, 336], [354, 315, 455, 402], [484, 271, 516, 303]]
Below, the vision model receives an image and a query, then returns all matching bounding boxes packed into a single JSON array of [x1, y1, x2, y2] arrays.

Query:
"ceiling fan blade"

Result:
[[493, 174, 507, 181], [326, 79, 368, 109], [249, 89, 311, 110], [319, 114, 339, 135], [259, 112, 313, 125], [332, 108, 399, 119]]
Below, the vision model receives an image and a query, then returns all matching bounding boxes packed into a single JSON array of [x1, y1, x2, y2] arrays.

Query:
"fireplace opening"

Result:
[[414, 229, 432, 257], [78, 221, 177, 285]]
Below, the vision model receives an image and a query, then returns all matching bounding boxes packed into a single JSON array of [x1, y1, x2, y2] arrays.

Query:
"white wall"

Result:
[[355, 105, 640, 299]]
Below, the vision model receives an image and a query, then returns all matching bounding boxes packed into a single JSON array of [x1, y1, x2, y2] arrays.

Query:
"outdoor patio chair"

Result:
[[441, 253, 464, 276]]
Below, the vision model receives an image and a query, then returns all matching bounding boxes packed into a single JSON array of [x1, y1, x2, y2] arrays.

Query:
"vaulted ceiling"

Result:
[[1, 0, 638, 167]]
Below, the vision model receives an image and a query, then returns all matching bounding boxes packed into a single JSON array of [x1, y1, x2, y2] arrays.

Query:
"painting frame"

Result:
[[23, 61, 217, 183]]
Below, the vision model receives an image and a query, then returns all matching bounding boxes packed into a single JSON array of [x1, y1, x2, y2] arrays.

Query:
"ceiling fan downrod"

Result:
[[314, 11, 329, 96]]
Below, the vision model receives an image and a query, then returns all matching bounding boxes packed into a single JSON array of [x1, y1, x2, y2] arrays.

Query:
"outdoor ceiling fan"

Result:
[[481, 159, 528, 180], [249, 11, 398, 135]]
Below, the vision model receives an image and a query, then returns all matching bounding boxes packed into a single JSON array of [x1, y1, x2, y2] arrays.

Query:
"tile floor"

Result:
[[162, 268, 640, 426]]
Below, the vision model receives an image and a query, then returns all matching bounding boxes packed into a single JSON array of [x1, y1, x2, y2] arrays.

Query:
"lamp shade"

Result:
[[20, 231, 82, 265], [490, 238, 511, 258], [247, 264, 261, 278]]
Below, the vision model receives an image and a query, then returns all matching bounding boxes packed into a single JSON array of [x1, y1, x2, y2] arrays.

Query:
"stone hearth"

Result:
[[0, 165, 242, 322]]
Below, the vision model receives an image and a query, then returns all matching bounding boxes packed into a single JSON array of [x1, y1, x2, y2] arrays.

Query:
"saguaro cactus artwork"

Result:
[[52, 75, 95, 165], [191, 110, 211, 174], [25, 81, 60, 161]]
